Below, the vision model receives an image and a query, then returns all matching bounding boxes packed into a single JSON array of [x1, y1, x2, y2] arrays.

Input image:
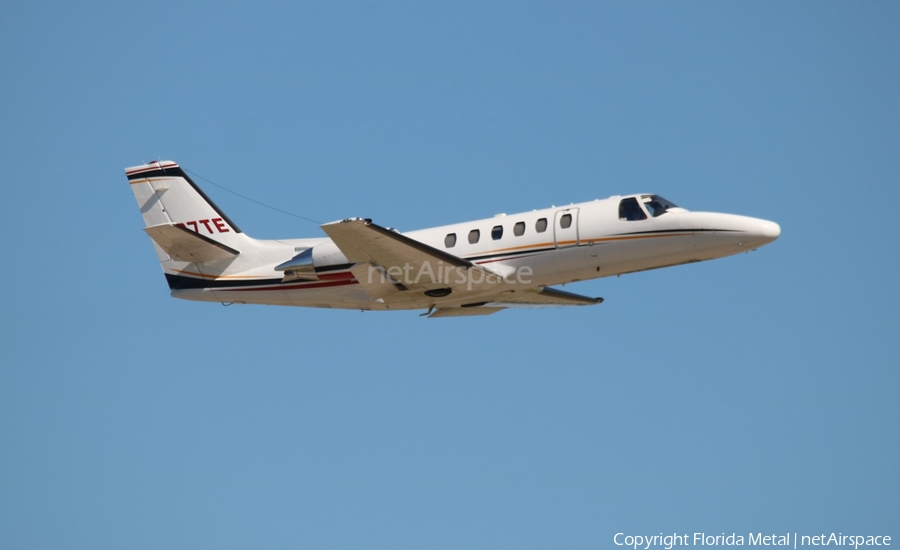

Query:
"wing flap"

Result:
[[144, 223, 239, 263]]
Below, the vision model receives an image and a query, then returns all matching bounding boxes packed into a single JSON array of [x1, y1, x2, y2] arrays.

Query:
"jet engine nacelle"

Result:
[[275, 241, 350, 280]]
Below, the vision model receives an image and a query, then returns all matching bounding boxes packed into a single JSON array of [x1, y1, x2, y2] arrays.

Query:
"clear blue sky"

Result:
[[1, 2, 897, 549]]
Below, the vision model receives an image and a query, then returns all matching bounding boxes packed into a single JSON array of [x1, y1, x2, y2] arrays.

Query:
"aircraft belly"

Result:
[[171, 283, 441, 311], [687, 231, 747, 259]]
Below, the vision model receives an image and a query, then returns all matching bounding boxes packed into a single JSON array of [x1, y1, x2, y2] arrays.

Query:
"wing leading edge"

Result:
[[322, 218, 470, 268], [321, 218, 499, 293]]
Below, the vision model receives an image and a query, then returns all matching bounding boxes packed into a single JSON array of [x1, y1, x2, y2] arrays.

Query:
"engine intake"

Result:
[[275, 242, 350, 281], [276, 248, 316, 280]]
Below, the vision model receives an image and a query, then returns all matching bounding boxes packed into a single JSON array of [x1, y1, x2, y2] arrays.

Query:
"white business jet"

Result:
[[126, 160, 780, 318]]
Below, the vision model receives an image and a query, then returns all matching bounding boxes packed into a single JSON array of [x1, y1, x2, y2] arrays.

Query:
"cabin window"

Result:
[[535, 218, 548, 233], [641, 195, 679, 217], [559, 213, 572, 229], [444, 233, 457, 248], [468, 229, 480, 244], [514, 221, 525, 236], [492, 225, 503, 240], [618, 198, 647, 221]]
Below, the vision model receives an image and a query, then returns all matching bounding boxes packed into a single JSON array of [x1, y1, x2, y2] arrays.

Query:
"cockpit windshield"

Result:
[[640, 195, 679, 217]]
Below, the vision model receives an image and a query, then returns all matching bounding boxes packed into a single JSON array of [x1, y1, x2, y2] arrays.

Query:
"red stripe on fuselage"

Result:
[[316, 270, 355, 281]]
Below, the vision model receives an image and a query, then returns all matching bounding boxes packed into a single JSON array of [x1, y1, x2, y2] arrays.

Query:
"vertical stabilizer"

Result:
[[126, 160, 247, 250], [125, 160, 277, 291]]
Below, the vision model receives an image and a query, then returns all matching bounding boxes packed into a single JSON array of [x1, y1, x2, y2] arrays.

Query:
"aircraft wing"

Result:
[[321, 218, 498, 292], [321, 218, 603, 315], [485, 286, 604, 307], [322, 218, 470, 268], [425, 288, 603, 318]]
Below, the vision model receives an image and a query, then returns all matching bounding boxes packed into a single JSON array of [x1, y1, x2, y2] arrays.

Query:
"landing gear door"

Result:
[[554, 208, 579, 248]]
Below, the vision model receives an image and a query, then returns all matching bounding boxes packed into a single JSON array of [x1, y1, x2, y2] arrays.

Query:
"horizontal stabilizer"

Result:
[[144, 223, 239, 263]]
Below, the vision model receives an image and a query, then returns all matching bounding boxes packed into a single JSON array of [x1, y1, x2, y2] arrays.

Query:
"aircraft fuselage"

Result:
[[169, 195, 779, 310]]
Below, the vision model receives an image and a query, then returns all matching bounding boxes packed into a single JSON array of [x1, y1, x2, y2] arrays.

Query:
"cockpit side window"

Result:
[[618, 198, 647, 221], [641, 195, 679, 217]]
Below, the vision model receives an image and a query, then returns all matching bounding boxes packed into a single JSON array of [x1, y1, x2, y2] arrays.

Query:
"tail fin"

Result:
[[126, 159, 245, 242], [125, 160, 266, 277]]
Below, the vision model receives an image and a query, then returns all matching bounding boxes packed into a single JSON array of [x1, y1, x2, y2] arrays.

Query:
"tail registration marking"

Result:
[[177, 218, 230, 234]]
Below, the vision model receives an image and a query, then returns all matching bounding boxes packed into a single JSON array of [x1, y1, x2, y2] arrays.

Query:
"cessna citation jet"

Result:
[[126, 160, 780, 318]]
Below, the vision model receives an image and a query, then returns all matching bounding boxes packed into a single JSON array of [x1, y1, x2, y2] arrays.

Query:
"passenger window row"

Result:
[[445, 217, 552, 248]]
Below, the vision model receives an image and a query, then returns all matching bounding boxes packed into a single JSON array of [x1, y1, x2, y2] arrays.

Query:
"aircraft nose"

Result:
[[759, 220, 781, 241], [745, 218, 781, 248]]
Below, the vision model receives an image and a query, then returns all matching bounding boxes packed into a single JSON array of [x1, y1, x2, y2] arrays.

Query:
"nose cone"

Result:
[[745, 218, 781, 249], [759, 220, 781, 241], [678, 212, 780, 259]]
